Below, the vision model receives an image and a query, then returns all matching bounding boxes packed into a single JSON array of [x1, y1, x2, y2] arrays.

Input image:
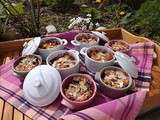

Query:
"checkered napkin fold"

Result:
[[0, 32, 154, 120], [128, 42, 155, 91]]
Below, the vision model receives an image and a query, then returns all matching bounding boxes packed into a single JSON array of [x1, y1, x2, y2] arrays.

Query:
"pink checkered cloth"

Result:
[[129, 42, 155, 91], [0, 32, 154, 120]]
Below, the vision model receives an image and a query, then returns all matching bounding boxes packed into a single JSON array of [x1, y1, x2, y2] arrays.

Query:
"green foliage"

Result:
[[121, 0, 145, 10], [80, 7, 102, 20], [0, 1, 24, 17], [102, 4, 131, 28], [120, 12, 132, 24], [44, 0, 57, 6], [103, 0, 145, 10], [0, 20, 3, 34], [0, 1, 24, 38], [106, 4, 131, 12], [80, 7, 102, 29], [120, 0, 160, 43], [135, 0, 160, 36], [0, 0, 40, 38], [45, 0, 75, 9], [0, 3, 7, 18], [7, 2, 24, 15]]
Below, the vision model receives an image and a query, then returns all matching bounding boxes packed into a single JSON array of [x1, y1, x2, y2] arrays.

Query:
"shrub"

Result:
[[102, 4, 131, 28], [80, 7, 102, 22], [45, 0, 75, 10], [121, 0, 145, 10], [121, 0, 160, 43], [135, 0, 160, 37], [0, 1, 25, 38]]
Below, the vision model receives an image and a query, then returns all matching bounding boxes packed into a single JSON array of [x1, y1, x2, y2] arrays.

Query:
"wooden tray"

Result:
[[0, 28, 160, 120]]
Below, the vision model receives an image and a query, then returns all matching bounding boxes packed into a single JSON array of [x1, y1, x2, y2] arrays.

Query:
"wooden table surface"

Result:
[[0, 49, 32, 120], [0, 99, 31, 120]]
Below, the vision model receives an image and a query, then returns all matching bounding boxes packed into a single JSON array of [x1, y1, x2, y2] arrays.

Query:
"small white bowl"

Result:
[[46, 50, 80, 79], [60, 73, 97, 110], [38, 37, 68, 60], [12, 54, 42, 77], [80, 46, 115, 73], [95, 66, 133, 98], [71, 33, 99, 51], [105, 40, 131, 53]]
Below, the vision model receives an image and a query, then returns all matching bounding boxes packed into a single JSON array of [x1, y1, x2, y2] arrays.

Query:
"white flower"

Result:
[[76, 17, 83, 24], [71, 20, 77, 26], [73, 26, 79, 30], [84, 18, 91, 24], [68, 24, 72, 29], [70, 18, 75, 23], [90, 22, 94, 26], [95, 22, 100, 27], [89, 22, 94, 30], [82, 25, 87, 31], [68, 17, 80, 29], [68, 22, 75, 29], [68, 16, 95, 30], [86, 14, 92, 17]]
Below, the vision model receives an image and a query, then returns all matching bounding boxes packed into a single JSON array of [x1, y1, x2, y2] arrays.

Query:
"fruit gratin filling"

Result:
[[15, 56, 39, 71], [109, 41, 129, 52], [77, 34, 97, 44], [50, 53, 77, 69], [64, 76, 93, 102], [88, 49, 113, 62], [39, 39, 60, 49], [102, 69, 129, 88]]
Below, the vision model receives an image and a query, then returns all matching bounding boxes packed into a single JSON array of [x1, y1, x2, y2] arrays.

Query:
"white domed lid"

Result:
[[22, 37, 41, 56], [115, 52, 138, 78], [23, 65, 61, 106], [91, 31, 109, 42]]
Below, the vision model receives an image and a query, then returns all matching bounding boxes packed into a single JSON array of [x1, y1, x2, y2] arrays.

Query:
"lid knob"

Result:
[[34, 80, 41, 87]]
